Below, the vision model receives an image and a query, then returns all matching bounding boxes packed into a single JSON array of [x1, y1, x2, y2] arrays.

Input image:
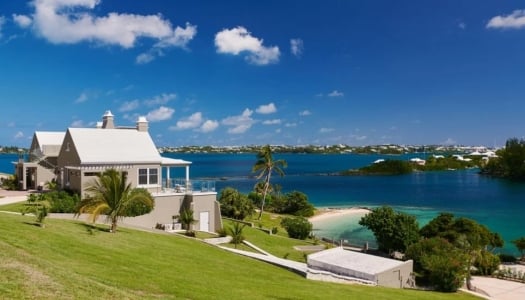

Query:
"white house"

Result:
[[15, 111, 222, 232]]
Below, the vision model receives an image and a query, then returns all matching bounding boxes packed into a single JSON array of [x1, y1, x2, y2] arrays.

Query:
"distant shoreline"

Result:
[[309, 207, 371, 223]]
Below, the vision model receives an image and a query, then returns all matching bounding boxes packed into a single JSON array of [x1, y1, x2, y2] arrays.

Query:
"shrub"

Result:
[[219, 187, 254, 220], [124, 188, 155, 217], [1, 174, 18, 190], [281, 217, 312, 240], [273, 191, 315, 217], [474, 250, 500, 275], [45, 190, 80, 213]]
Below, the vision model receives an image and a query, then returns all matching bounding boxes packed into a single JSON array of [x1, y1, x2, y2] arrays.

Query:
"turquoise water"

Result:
[[2, 152, 523, 255]]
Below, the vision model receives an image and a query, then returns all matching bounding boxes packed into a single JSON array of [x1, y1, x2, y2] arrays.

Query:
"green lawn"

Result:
[[0, 201, 26, 213], [223, 219, 318, 262], [0, 212, 480, 300]]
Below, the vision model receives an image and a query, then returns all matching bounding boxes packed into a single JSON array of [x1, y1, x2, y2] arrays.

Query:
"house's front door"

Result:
[[199, 211, 209, 232]]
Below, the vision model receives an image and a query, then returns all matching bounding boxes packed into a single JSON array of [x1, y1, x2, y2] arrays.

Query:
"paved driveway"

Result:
[[0, 189, 30, 205], [471, 276, 525, 300]]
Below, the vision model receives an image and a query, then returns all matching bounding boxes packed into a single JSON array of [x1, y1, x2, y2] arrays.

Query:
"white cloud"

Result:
[[487, 10, 525, 29], [285, 122, 297, 127], [173, 112, 203, 130], [136, 22, 197, 64], [29, 0, 196, 62], [143, 93, 176, 106], [442, 138, 457, 145], [70, 120, 85, 127], [146, 106, 174, 122], [7, 122, 15, 127], [458, 22, 466, 30], [350, 134, 367, 141], [215, 26, 280, 65], [74, 92, 88, 103], [222, 108, 255, 134], [328, 90, 344, 97], [14, 131, 24, 139], [319, 128, 334, 133], [256, 102, 277, 114], [290, 38, 303, 57], [262, 119, 281, 125], [13, 14, 32, 28], [119, 93, 176, 113], [227, 124, 251, 134], [119, 100, 139, 112], [136, 53, 155, 64], [299, 110, 311, 116], [199, 120, 219, 133]]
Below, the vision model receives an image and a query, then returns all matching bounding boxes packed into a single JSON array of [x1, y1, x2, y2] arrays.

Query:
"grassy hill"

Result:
[[0, 213, 480, 299]]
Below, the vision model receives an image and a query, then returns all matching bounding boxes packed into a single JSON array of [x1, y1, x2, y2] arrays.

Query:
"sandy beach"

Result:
[[309, 207, 371, 223]]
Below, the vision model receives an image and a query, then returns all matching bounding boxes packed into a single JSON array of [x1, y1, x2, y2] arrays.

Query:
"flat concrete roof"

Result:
[[308, 247, 408, 275]]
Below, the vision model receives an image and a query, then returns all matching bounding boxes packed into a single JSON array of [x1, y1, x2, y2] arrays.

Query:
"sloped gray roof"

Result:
[[35, 131, 65, 147], [34, 131, 65, 156], [68, 128, 161, 164]]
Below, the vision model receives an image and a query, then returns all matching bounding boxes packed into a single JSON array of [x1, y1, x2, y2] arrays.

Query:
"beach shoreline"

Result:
[[309, 207, 371, 223]]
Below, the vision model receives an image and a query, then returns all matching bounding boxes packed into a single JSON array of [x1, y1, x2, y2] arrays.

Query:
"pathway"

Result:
[[215, 243, 307, 276]]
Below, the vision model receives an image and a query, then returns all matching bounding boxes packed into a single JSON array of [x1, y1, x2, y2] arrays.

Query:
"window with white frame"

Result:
[[138, 168, 159, 186]]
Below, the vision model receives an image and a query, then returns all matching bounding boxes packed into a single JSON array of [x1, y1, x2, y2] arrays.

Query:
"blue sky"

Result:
[[1, 1, 525, 147]]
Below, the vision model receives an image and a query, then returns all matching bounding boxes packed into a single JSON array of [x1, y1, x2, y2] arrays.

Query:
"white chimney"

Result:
[[102, 110, 115, 129], [136, 116, 148, 132]]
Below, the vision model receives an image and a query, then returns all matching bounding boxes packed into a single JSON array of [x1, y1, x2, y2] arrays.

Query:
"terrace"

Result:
[[158, 178, 216, 194]]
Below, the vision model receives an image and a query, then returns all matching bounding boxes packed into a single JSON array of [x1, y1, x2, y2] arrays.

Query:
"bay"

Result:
[[1, 152, 523, 255]]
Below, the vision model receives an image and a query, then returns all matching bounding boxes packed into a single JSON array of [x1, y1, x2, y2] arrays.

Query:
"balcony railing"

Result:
[[161, 178, 216, 193]]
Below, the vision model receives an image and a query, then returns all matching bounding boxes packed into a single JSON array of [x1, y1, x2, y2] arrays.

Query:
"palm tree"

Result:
[[252, 145, 287, 220], [75, 169, 154, 233], [229, 221, 246, 249], [179, 208, 196, 236]]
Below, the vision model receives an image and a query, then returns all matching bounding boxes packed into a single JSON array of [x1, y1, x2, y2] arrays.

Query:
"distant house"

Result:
[[307, 247, 414, 289], [15, 111, 222, 232], [15, 131, 65, 190]]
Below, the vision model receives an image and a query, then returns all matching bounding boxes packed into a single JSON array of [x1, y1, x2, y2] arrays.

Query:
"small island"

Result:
[[340, 155, 483, 176]]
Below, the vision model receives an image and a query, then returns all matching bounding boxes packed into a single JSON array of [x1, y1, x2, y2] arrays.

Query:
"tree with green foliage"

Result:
[[219, 187, 254, 220], [420, 213, 502, 250], [228, 221, 246, 248], [513, 237, 525, 261], [75, 169, 154, 233], [249, 182, 274, 210], [252, 145, 287, 220], [481, 137, 525, 180], [474, 250, 500, 276], [359, 206, 420, 253], [281, 217, 312, 240], [405, 237, 469, 292], [420, 213, 503, 290], [273, 191, 315, 217]]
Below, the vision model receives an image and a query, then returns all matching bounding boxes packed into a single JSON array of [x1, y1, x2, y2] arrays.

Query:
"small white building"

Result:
[[307, 247, 414, 289]]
